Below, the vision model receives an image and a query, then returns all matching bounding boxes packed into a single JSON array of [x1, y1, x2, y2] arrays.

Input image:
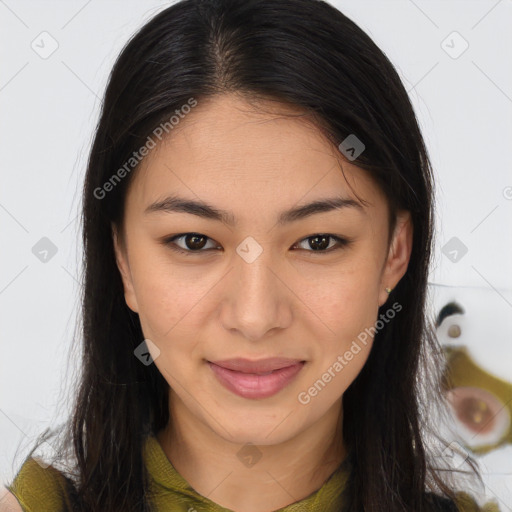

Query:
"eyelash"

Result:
[[162, 233, 351, 256]]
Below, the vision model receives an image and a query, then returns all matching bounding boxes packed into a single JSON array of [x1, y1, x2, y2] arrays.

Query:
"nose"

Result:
[[219, 245, 293, 342]]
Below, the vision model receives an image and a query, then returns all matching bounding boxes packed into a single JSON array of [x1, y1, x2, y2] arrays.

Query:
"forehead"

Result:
[[125, 94, 385, 218]]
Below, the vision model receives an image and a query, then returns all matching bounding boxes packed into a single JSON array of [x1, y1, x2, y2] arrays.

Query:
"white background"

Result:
[[1, 0, 511, 507]]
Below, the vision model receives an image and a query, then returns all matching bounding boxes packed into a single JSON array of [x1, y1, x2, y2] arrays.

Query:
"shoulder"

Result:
[[0, 487, 23, 512], [2, 456, 74, 512]]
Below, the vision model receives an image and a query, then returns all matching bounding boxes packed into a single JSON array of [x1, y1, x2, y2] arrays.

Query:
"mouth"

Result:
[[207, 358, 306, 399], [208, 357, 305, 374]]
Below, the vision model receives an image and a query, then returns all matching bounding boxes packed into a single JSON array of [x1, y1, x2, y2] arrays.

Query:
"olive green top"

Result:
[[5, 434, 501, 512]]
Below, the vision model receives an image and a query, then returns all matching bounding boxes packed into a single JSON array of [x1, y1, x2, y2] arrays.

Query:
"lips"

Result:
[[208, 357, 305, 374], [207, 357, 306, 399]]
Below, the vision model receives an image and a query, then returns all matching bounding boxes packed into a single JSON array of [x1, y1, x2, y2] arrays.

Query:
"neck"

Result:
[[157, 392, 346, 512]]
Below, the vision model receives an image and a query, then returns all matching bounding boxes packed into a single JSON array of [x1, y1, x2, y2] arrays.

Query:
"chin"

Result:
[[210, 411, 305, 446]]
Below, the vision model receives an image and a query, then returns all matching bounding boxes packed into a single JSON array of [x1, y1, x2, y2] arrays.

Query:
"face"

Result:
[[113, 93, 412, 445]]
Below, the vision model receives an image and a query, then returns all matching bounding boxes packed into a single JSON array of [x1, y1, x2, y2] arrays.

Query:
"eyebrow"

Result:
[[144, 194, 364, 226]]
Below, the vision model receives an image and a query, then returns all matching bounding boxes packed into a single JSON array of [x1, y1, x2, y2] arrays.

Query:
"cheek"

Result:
[[296, 261, 382, 338], [310, 284, 379, 365], [132, 264, 210, 385], [295, 262, 381, 392], [128, 249, 210, 340]]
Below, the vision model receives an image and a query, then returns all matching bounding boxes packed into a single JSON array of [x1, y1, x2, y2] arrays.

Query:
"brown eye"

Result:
[[294, 234, 349, 252], [183, 234, 208, 250], [164, 233, 218, 253], [446, 386, 511, 447]]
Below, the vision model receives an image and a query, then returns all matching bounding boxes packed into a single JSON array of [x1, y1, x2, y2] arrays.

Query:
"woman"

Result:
[[2, 0, 498, 510]]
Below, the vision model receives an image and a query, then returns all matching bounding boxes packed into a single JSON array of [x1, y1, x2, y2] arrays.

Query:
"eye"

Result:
[[162, 232, 350, 255], [293, 234, 350, 253], [164, 233, 220, 254]]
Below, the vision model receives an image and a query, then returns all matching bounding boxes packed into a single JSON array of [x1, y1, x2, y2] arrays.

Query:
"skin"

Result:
[[0, 487, 23, 512], [113, 93, 413, 512]]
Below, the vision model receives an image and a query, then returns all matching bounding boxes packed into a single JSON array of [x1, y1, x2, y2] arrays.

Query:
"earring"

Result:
[[385, 287, 392, 294]]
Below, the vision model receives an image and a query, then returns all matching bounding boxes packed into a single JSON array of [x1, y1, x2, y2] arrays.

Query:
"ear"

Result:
[[378, 210, 413, 307], [112, 224, 139, 313]]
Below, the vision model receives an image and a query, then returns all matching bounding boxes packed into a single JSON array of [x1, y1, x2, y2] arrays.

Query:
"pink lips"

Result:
[[208, 357, 305, 399]]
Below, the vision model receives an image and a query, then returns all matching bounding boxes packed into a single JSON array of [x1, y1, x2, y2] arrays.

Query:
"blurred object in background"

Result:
[[430, 283, 512, 510]]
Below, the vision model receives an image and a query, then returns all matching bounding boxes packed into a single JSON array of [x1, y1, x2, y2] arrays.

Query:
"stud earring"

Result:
[[385, 287, 392, 294]]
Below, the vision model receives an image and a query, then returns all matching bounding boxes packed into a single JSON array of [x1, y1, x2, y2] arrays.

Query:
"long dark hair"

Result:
[[11, 0, 482, 510]]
